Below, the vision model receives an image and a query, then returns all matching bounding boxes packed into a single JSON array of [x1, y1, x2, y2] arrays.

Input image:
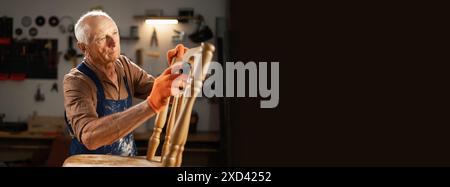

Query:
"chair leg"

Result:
[[162, 97, 178, 157], [146, 103, 169, 161], [175, 143, 185, 167]]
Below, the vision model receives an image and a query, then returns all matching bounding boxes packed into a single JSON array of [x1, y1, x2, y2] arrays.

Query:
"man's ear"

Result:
[[77, 42, 87, 53]]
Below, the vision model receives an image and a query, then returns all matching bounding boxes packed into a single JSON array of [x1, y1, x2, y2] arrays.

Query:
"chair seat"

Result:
[[63, 154, 162, 167]]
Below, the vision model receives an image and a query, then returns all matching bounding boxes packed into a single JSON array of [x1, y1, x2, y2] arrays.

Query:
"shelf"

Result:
[[133, 15, 201, 21], [0, 131, 63, 139], [120, 36, 139, 41]]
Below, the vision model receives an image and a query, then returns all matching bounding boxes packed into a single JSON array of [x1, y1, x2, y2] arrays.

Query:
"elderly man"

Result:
[[63, 10, 187, 156]]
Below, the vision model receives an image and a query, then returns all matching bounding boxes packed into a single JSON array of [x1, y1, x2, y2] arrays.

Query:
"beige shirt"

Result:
[[63, 55, 154, 141]]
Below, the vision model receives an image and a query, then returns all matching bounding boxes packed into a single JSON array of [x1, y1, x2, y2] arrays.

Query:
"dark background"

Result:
[[226, 1, 447, 166]]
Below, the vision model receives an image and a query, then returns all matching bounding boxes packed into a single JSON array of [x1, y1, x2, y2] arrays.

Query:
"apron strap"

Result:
[[76, 63, 106, 109]]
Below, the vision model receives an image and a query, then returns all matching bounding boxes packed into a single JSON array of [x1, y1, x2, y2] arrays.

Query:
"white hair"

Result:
[[74, 10, 115, 44]]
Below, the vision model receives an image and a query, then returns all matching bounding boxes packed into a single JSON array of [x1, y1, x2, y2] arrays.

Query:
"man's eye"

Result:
[[97, 37, 106, 42]]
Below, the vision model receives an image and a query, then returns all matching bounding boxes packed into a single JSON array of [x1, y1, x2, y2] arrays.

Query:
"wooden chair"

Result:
[[63, 43, 215, 167]]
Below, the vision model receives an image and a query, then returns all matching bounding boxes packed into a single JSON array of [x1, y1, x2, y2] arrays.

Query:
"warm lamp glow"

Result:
[[145, 19, 178, 25]]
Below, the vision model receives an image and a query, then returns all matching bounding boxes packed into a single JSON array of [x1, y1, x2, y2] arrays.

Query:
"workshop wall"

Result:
[[0, 0, 226, 132]]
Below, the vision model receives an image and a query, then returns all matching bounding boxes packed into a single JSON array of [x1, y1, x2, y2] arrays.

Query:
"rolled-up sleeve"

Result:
[[63, 74, 98, 142]]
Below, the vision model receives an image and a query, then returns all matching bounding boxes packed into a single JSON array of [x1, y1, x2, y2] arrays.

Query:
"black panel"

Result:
[[0, 39, 58, 79]]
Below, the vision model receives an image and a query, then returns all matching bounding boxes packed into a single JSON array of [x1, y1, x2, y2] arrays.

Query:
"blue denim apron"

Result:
[[65, 62, 137, 156]]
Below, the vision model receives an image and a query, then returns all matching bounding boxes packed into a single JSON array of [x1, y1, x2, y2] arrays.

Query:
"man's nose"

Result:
[[106, 36, 116, 48]]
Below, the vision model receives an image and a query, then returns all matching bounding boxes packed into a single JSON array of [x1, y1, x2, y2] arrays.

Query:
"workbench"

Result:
[[0, 131, 221, 166]]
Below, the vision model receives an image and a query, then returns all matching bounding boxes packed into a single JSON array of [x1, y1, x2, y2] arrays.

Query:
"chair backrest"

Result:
[[146, 42, 215, 167]]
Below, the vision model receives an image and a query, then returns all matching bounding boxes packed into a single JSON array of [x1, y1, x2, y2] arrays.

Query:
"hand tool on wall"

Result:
[[35, 16, 45, 27], [34, 84, 45, 102], [150, 27, 158, 47], [64, 35, 82, 67], [48, 16, 59, 27], [29, 27, 38, 37], [21, 16, 32, 27], [51, 82, 58, 92], [188, 15, 213, 43], [59, 16, 74, 34]]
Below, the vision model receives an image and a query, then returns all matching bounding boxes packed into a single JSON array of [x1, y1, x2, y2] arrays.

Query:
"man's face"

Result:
[[84, 16, 121, 65]]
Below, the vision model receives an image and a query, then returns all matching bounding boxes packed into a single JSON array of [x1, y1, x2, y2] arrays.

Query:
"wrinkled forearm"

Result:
[[81, 100, 155, 150]]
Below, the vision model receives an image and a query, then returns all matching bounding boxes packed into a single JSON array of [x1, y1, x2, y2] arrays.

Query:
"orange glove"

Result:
[[147, 65, 188, 112], [167, 44, 188, 65]]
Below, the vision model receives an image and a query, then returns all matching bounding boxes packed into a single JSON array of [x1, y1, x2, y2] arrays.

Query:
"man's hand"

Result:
[[147, 65, 188, 112], [147, 44, 189, 113], [167, 44, 188, 65]]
